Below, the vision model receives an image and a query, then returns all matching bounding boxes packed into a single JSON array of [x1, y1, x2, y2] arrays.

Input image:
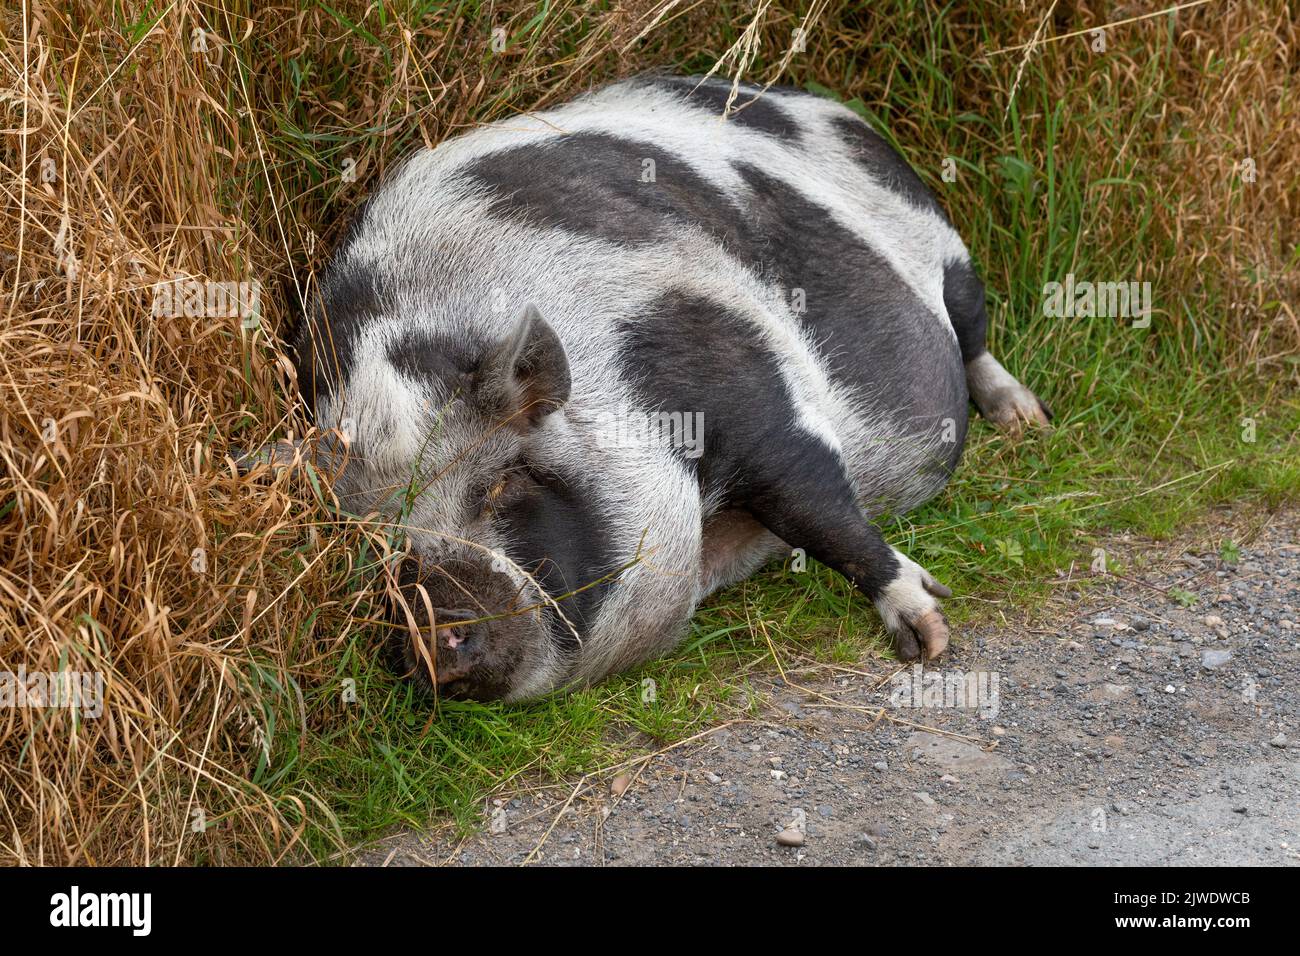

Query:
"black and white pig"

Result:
[[280, 74, 1050, 701]]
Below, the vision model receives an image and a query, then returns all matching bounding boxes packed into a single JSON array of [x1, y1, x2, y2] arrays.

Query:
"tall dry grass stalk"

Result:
[[0, 0, 1294, 864]]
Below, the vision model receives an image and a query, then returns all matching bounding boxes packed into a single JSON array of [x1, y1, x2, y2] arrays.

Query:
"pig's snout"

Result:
[[389, 557, 534, 700], [430, 608, 489, 685]]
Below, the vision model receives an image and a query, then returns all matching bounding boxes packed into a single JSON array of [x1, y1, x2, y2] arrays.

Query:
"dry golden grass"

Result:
[[0, 0, 1294, 865]]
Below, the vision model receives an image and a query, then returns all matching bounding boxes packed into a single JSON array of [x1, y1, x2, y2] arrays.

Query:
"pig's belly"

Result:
[[826, 305, 969, 517]]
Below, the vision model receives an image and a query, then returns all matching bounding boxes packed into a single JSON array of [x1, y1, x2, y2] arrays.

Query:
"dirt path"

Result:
[[358, 508, 1299, 866]]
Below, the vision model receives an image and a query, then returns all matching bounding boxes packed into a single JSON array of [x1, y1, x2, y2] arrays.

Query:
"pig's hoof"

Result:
[[876, 551, 953, 661], [966, 353, 1052, 437], [890, 609, 951, 662], [981, 385, 1052, 437]]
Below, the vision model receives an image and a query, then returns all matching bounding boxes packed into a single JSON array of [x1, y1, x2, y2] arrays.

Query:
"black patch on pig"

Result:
[[831, 115, 943, 215], [618, 292, 808, 492], [462, 133, 744, 248], [293, 194, 384, 410], [495, 467, 617, 654], [295, 262, 384, 412], [729, 162, 967, 474], [651, 75, 803, 142], [617, 292, 902, 595], [941, 258, 990, 366], [466, 130, 962, 460], [385, 329, 480, 397]]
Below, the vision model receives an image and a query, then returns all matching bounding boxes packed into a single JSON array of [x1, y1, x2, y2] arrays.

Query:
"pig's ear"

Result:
[[476, 304, 571, 428]]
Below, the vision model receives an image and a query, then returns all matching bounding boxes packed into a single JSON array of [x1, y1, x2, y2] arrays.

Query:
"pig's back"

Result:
[[334, 75, 971, 512]]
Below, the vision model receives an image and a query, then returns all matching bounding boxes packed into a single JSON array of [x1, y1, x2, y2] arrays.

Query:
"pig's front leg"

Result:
[[743, 445, 952, 661]]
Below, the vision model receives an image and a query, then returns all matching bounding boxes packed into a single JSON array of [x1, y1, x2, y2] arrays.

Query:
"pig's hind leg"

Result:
[[741, 437, 953, 661], [944, 259, 1051, 435]]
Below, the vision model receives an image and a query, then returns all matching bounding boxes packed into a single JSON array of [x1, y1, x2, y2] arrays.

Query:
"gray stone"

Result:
[[905, 732, 1014, 775], [1201, 649, 1233, 669]]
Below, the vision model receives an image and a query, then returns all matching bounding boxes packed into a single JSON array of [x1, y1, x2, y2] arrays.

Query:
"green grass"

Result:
[[218, 2, 1298, 860], [267, 377, 1294, 861]]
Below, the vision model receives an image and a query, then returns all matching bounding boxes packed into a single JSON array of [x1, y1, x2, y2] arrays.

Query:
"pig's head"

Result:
[[255, 301, 614, 701], [375, 304, 597, 702]]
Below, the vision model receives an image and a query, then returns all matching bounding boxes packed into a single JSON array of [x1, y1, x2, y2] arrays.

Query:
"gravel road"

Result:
[[359, 507, 1299, 866]]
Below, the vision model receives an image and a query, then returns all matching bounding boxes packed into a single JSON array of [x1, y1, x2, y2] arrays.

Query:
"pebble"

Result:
[[1201, 649, 1232, 669], [776, 828, 804, 847], [1269, 734, 1288, 748]]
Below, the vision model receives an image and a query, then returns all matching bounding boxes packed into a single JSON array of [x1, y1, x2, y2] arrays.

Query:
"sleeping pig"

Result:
[[268, 74, 1050, 701]]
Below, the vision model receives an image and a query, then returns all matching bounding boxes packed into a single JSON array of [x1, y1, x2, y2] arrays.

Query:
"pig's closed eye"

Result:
[[478, 463, 534, 513], [484, 475, 508, 502]]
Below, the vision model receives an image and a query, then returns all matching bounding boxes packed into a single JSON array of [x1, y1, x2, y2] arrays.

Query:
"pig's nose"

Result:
[[432, 608, 486, 685]]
